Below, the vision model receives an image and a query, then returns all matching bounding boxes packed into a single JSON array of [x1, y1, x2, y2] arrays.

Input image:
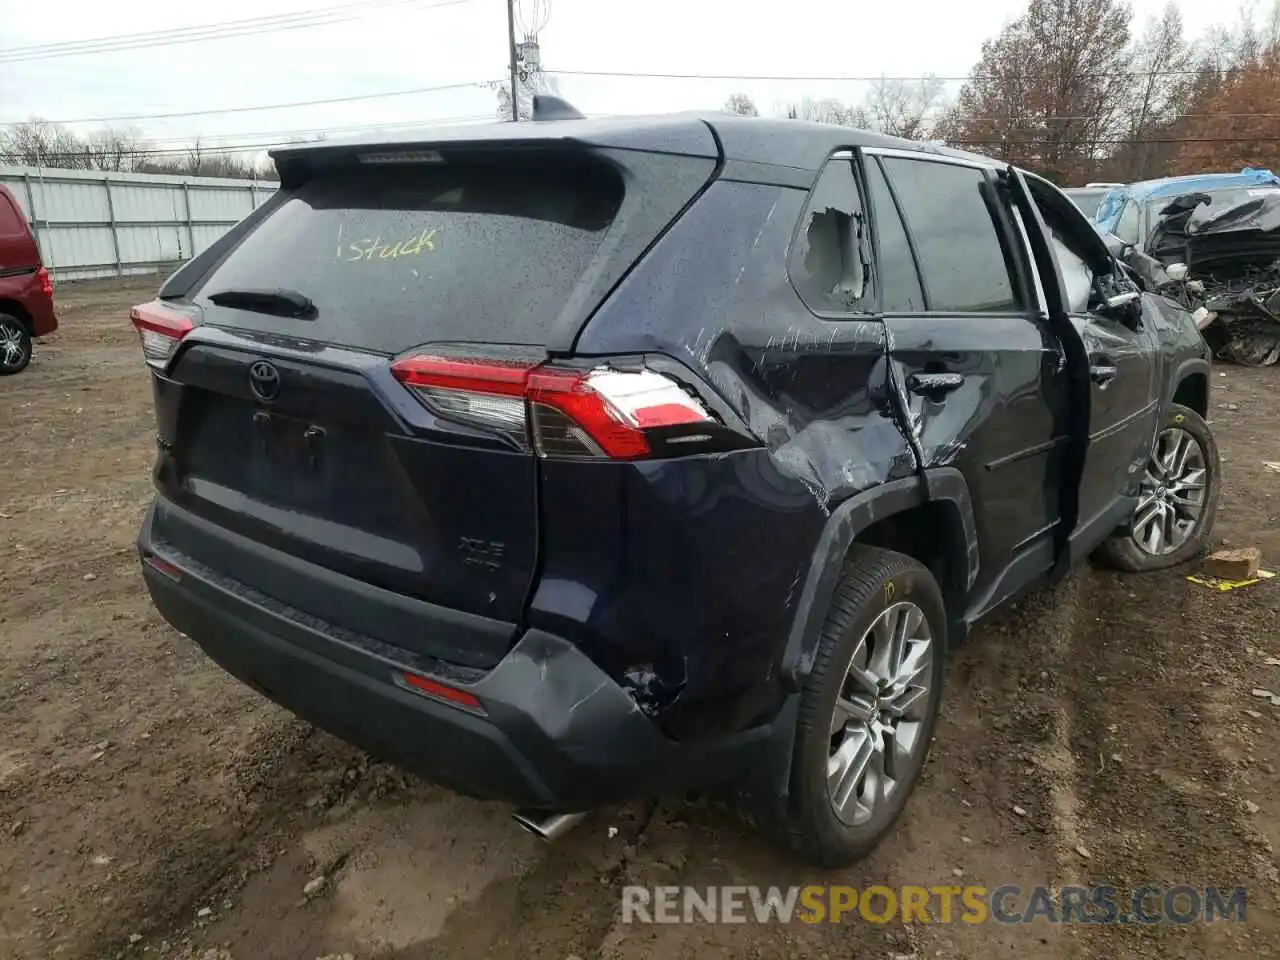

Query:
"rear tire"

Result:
[[784, 546, 946, 868], [1094, 403, 1220, 572], [0, 313, 31, 375]]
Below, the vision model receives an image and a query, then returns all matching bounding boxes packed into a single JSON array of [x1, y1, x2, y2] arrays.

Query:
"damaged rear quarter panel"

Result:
[[530, 179, 915, 740]]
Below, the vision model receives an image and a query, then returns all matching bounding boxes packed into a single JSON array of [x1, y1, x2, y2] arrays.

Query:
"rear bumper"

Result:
[[137, 501, 778, 811], [0, 272, 56, 336], [29, 295, 56, 337]]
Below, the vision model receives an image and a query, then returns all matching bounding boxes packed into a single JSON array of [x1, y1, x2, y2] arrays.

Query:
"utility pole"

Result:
[[506, 0, 520, 121]]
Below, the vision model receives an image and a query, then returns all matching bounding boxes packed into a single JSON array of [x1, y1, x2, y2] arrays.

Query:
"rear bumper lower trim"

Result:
[[137, 500, 774, 810]]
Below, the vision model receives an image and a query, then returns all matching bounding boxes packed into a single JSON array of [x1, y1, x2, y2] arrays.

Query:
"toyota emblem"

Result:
[[248, 360, 281, 402]]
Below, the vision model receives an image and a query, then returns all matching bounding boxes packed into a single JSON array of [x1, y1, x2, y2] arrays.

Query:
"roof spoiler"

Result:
[[532, 95, 586, 122]]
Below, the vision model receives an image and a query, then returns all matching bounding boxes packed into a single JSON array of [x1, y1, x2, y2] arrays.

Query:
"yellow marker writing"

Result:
[[343, 227, 438, 263]]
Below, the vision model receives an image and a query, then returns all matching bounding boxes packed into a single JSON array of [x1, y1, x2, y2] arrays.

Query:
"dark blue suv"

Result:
[[135, 106, 1219, 865]]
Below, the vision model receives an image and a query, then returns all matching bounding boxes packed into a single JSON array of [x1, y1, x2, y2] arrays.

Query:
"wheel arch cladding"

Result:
[[0, 299, 33, 334], [1171, 366, 1209, 417], [778, 469, 977, 690]]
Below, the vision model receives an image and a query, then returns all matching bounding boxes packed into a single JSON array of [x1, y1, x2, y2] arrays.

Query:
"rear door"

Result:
[[151, 147, 714, 667], [867, 150, 1073, 615]]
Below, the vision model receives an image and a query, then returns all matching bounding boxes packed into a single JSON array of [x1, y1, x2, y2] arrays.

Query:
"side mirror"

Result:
[[1101, 231, 1135, 262], [1105, 290, 1141, 311], [1101, 289, 1143, 328]]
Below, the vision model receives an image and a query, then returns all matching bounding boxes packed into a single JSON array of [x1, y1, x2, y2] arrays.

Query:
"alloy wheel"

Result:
[[1132, 426, 1208, 556], [0, 320, 27, 370], [827, 600, 935, 827]]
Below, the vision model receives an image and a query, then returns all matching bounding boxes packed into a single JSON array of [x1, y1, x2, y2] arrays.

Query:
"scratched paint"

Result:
[[558, 177, 919, 737]]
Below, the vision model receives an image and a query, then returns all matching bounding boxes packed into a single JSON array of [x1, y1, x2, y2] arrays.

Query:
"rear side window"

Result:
[[1115, 200, 1141, 244], [864, 159, 925, 312], [881, 158, 1022, 313], [790, 157, 872, 314], [196, 158, 624, 353]]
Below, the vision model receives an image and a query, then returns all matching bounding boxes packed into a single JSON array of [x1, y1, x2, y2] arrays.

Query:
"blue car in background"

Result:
[[1094, 168, 1280, 366], [1094, 168, 1280, 253]]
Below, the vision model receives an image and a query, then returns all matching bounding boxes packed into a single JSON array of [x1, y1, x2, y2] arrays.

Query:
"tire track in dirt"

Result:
[[411, 579, 1098, 960], [894, 575, 1092, 960], [1065, 568, 1280, 960], [161, 567, 1098, 960]]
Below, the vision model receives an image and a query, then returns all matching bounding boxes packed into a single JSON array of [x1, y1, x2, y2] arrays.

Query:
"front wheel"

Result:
[[0, 314, 32, 375], [1095, 402, 1221, 572], [783, 546, 946, 868]]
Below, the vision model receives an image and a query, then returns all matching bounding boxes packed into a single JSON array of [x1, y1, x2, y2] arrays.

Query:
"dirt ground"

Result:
[[2, 276, 1279, 960]]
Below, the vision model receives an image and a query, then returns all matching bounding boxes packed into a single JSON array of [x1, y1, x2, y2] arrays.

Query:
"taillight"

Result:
[[390, 354, 717, 460], [131, 301, 194, 370], [36, 267, 52, 298]]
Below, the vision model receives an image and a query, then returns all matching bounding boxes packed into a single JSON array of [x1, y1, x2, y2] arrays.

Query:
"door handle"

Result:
[[906, 371, 964, 400], [1090, 361, 1118, 386]]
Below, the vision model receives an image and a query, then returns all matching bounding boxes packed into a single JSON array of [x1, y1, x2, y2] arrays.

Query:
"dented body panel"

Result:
[[880, 313, 1070, 612], [567, 179, 915, 738]]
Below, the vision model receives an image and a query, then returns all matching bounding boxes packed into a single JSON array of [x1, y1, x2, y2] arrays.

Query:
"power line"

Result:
[[550, 65, 1268, 83], [0, 117, 498, 162], [0, 0, 470, 64], [0, 79, 499, 126], [15, 129, 1280, 166], [133, 115, 498, 146]]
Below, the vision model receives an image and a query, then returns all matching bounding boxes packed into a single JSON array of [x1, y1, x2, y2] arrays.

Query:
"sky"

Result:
[[0, 0, 1249, 166]]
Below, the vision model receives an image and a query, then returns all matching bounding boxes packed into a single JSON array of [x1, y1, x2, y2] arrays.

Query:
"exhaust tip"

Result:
[[512, 810, 587, 842]]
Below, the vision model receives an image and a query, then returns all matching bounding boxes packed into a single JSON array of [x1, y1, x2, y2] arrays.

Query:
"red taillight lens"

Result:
[[142, 553, 183, 582], [389, 355, 715, 461], [529, 367, 710, 459], [131, 301, 194, 370], [399, 671, 483, 712], [36, 267, 52, 298], [392, 355, 534, 449]]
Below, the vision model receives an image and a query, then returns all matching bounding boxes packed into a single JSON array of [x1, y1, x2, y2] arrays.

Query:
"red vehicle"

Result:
[[0, 184, 56, 375]]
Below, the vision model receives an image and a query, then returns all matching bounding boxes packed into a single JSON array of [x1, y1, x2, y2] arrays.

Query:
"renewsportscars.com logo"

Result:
[[621, 884, 1247, 925]]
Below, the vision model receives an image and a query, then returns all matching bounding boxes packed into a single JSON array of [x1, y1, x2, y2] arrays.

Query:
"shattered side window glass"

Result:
[[790, 157, 874, 314]]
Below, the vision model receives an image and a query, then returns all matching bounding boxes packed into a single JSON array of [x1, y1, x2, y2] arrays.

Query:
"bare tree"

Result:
[[781, 96, 872, 127], [863, 76, 946, 139], [723, 92, 759, 117], [1116, 4, 1197, 178], [0, 118, 91, 168], [185, 137, 205, 175], [944, 0, 1133, 182], [83, 126, 148, 172]]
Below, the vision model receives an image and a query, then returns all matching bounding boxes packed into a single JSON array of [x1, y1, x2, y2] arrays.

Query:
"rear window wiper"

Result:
[[206, 287, 317, 319]]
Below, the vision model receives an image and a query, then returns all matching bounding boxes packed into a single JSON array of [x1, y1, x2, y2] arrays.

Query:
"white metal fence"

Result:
[[0, 165, 279, 281]]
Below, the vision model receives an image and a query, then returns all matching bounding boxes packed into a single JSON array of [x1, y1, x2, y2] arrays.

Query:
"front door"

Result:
[[865, 150, 1073, 618], [1021, 178, 1162, 551]]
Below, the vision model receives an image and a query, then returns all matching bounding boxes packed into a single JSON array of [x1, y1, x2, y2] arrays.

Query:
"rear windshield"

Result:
[[196, 157, 624, 353]]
